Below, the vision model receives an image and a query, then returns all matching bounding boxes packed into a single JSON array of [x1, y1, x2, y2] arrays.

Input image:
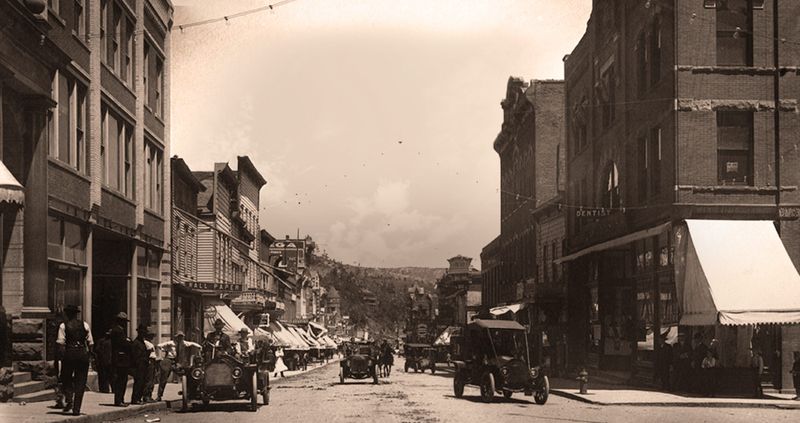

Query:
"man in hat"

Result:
[[156, 331, 201, 401], [204, 318, 232, 358], [56, 305, 93, 416], [130, 324, 152, 404], [234, 327, 255, 359], [109, 312, 132, 406]]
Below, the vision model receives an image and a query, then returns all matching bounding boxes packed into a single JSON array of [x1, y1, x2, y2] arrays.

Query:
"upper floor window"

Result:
[[100, 104, 134, 197], [650, 18, 661, 85], [636, 31, 647, 96], [717, 111, 753, 185], [143, 42, 150, 106], [48, 0, 59, 15], [49, 71, 87, 174], [716, 0, 753, 66], [155, 56, 164, 117], [103, 1, 134, 85], [74, 0, 86, 40], [602, 163, 620, 209], [144, 141, 164, 213], [599, 63, 616, 129], [638, 127, 662, 202]]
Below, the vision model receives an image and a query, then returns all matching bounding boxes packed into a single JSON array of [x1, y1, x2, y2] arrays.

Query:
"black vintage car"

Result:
[[403, 343, 436, 374], [451, 319, 549, 404], [180, 342, 269, 412], [340, 342, 379, 384]]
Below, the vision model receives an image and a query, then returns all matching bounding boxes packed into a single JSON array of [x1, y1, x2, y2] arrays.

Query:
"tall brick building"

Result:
[[561, 0, 800, 391], [1, 0, 174, 363]]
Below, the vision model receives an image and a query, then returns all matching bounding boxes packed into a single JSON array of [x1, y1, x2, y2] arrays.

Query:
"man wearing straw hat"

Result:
[[56, 305, 93, 416]]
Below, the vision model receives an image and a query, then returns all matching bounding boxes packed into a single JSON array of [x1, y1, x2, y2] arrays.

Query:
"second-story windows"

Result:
[[49, 70, 87, 174], [716, 0, 753, 66], [717, 111, 753, 185], [100, 104, 133, 197]]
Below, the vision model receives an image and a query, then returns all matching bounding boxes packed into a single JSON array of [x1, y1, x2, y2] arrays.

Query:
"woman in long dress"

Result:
[[273, 347, 288, 378]]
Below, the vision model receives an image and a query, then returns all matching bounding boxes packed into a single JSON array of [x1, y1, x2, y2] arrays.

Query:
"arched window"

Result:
[[603, 163, 620, 209]]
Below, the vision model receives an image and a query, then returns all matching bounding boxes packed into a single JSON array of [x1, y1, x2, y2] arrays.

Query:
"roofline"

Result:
[[237, 156, 267, 187], [171, 156, 206, 192]]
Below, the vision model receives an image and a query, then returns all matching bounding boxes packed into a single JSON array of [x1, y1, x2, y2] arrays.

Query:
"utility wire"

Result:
[[176, 0, 300, 33]]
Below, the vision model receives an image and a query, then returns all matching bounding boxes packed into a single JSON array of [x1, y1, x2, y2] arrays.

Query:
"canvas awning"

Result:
[[433, 326, 460, 346], [555, 222, 671, 264], [266, 322, 296, 348], [203, 300, 252, 337], [490, 303, 526, 316], [676, 220, 800, 326], [0, 160, 24, 205], [283, 325, 311, 350]]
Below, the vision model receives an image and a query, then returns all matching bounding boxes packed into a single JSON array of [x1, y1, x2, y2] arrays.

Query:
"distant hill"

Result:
[[308, 254, 443, 339]]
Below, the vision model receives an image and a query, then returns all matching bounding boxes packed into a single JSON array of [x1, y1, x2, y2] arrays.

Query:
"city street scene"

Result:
[[1, 0, 800, 422]]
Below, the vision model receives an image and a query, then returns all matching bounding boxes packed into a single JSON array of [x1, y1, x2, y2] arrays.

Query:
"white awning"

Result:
[[555, 222, 671, 264], [0, 161, 23, 205], [203, 300, 252, 337], [676, 220, 800, 326], [490, 303, 526, 315]]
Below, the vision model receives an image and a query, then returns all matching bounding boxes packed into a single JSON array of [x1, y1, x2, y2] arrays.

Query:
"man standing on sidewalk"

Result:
[[156, 331, 201, 401], [110, 312, 133, 407], [130, 324, 151, 404], [56, 305, 94, 416]]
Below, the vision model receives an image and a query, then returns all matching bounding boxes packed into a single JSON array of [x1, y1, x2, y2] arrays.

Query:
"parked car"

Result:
[[403, 343, 436, 374], [180, 342, 269, 412], [451, 319, 549, 404], [340, 342, 379, 384]]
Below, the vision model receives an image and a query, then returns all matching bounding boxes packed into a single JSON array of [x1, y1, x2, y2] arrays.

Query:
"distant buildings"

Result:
[[405, 285, 435, 344], [435, 256, 481, 330]]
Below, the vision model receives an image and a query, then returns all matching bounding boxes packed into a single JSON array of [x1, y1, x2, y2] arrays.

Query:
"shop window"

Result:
[[717, 111, 753, 185], [137, 246, 162, 280], [716, 0, 753, 66]]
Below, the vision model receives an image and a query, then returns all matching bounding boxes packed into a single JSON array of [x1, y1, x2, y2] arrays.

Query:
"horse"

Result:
[[378, 348, 394, 377]]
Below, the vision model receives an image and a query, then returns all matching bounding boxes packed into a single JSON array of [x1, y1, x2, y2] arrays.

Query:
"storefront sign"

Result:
[[231, 291, 267, 307], [184, 281, 243, 292], [575, 208, 618, 218]]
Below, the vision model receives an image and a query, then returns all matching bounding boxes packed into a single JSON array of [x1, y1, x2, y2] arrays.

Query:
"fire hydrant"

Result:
[[576, 368, 589, 394]]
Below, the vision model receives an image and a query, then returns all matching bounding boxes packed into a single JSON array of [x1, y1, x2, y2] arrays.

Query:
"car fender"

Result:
[[452, 360, 466, 370]]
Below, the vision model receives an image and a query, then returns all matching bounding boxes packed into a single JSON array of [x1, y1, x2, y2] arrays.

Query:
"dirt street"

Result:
[[117, 358, 800, 423]]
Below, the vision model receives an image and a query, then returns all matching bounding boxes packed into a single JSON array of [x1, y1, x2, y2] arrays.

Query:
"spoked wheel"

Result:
[[534, 376, 550, 405], [480, 372, 495, 403], [180, 375, 189, 412], [453, 373, 465, 398], [250, 372, 259, 412]]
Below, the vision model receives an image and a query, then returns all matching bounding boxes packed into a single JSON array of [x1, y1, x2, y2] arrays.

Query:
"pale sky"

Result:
[[170, 0, 592, 268]]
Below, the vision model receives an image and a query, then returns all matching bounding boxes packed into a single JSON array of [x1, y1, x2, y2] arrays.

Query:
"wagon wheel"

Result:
[[250, 372, 259, 412], [480, 372, 495, 403], [180, 375, 189, 412], [453, 372, 465, 398], [534, 376, 549, 405]]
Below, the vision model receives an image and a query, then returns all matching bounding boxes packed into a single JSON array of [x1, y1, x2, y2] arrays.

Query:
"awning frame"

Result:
[[556, 222, 671, 264]]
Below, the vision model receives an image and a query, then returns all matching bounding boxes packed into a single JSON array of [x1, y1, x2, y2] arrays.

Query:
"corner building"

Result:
[[562, 0, 800, 392], [1, 0, 173, 363]]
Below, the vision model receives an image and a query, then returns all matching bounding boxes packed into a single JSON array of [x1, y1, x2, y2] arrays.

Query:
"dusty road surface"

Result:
[[118, 358, 800, 423]]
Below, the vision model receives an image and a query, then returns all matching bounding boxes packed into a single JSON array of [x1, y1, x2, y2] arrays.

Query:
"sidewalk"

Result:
[[549, 377, 800, 409], [0, 359, 339, 423]]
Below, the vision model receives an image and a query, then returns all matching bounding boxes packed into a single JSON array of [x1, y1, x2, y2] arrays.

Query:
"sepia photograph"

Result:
[[1, 0, 800, 422]]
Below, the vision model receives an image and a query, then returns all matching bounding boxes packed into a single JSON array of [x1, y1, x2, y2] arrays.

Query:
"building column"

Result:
[[129, 243, 138, 334], [83, 227, 93, 328]]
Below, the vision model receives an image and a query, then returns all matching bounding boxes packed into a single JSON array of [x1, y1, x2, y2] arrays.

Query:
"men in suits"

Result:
[[130, 324, 151, 405], [109, 312, 132, 407], [204, 319, 232, 359], [56, 305, 94, 416]]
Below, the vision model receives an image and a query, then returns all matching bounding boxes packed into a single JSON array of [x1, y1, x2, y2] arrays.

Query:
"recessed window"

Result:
[[717, 111, 753, 185], [716, 0, 753, 66], [49, 71, 87, 173]]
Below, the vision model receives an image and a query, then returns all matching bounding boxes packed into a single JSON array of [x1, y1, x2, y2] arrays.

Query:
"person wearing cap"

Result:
[[142, 331, 158, 403], [130, 324, 152, 404], [234, 327, 255, 359], [156, 331, 201, 401], [56, 305, 93, 416], [204, 318, 232, 358], [109, 312, 133, 406]]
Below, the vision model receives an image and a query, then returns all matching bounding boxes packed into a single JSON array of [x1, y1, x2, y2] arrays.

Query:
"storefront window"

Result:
[[137, 279, 155, 330]]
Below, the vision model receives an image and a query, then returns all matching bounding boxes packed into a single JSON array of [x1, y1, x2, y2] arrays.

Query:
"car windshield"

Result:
[[488, 329, 528, 362]]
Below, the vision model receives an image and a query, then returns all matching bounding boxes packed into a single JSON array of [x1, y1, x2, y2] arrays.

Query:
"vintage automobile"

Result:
[[340, 342, 379, 384], [403, 343, 436, 374], [180, 342, 270, 412], [451, 319, 549, 404]]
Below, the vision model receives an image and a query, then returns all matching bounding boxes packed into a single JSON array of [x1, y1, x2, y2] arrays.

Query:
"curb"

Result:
[[47, 359, 341, 423], [550, 389, 800, 409]]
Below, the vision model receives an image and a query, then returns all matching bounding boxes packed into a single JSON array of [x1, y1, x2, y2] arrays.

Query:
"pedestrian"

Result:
[[273, 347, 287, 378], [156, 331, 201, 401], [701, 349, 718, 397], [672, 333, 690, 392], [130, 324, 151, 405], [791, 351, 800, 401], [690, 332, 708, 393], [302, 351, 309, 371], [142, 331, 158, 403], [94, 330, 113, 393], [109, 312, 133, 407], [751, 349, 765, 398], [56, 305, 94, 416], [656, 335, 673, 391], [234, 327, 255, 360], [204, 319, 232, 359]]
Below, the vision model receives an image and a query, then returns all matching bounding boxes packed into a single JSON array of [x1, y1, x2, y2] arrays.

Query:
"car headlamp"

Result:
[[232, 367, 243, 379], [501, 367, 509, 376], [530, 367, 539, 379], [191, 368, 204, 380]]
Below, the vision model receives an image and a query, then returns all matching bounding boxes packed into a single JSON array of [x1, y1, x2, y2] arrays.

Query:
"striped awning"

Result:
[[0, 161, 23, 205]]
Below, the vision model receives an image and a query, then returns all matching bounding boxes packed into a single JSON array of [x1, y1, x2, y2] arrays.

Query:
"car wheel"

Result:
[[480, 372, 495, 403], [534, 376, 549, 405], [503, 390, 512, 399], [250, 372, 259, 411], [180, 375, 189, 412], [453, 373, 465, 398], [340, 367, 345, 384]]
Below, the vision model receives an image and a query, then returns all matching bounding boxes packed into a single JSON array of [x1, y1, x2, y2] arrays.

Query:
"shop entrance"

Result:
[[91, 233, 132, 340]]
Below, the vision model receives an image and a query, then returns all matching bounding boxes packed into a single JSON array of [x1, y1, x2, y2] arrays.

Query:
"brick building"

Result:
[[0, 0, 174, 365], [436, 255, 481, 331], [561, 0, 800, 392]]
